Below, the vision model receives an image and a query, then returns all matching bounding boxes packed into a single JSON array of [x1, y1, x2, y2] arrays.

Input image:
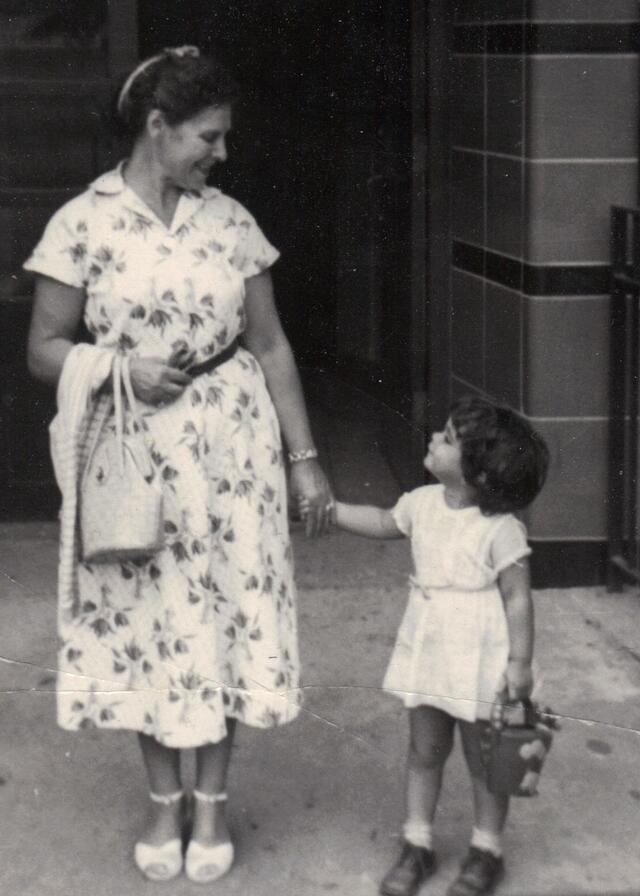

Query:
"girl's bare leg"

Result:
[[192, 718, 237, 846], [459, 721, 509, 841], [137, 733, 183, 846], [406, 706, 456, 832]]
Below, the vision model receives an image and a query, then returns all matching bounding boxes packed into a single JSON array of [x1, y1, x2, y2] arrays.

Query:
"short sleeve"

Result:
[[390, 490, 418, 537], [490, 516, 531, 575], [23, 199, 88, 288], [229, 203, 280, 277]]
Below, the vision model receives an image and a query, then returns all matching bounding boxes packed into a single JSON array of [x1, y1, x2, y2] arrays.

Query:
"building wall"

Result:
[[450, 0, 640, 583]]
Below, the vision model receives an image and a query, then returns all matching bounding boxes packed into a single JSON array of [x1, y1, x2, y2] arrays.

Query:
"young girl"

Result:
[[327, 396, 549, 896]]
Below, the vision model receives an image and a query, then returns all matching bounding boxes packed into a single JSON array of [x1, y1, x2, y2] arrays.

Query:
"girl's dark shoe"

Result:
[[446, 847, 504, 896], [379, 841, 437, 896]]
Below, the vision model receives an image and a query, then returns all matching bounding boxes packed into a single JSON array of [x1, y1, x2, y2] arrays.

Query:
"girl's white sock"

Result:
[[403, 820, 433, 850], [470, 826, 502, 858]]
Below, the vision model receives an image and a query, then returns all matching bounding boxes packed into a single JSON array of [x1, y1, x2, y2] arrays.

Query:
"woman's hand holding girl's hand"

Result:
[[505, 658, 533, 701], [129, 356, 193, 406], [289, 459, 334, 537]]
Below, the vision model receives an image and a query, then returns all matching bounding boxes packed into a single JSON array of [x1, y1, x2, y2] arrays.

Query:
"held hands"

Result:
[[289, 459, 334, 537], [129, 345, 195, 407]]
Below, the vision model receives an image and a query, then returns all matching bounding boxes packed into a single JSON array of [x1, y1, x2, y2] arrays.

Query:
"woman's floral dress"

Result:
[[24, 164, 301, 747]]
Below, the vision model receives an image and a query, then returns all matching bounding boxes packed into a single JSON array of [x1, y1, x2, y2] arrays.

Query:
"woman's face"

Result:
[[156, 104, 232, 192]]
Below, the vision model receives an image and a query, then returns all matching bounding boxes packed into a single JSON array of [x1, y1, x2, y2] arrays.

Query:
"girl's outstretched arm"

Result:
[[498, 559, 534, 700], [333, 501, 404, 539]]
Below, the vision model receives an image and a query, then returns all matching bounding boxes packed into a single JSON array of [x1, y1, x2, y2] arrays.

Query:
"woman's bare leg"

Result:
[[137, 733, 183, 846], [192, 718, 237, 845]]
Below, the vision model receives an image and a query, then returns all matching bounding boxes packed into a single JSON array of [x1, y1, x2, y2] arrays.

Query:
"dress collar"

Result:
[[89, 162, 221, 232]]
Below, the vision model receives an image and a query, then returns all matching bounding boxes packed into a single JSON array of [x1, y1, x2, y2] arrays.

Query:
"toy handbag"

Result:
[[479, 698, 556, 797], [80, 353, 164, 564]]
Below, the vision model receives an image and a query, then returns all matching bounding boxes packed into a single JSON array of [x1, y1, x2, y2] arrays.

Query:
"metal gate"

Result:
[[608, 205, 640, 588]]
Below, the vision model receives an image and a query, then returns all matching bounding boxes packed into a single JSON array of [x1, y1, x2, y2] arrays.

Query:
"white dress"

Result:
[[24, 165, 301, 748], [383, 485, 531, 722]]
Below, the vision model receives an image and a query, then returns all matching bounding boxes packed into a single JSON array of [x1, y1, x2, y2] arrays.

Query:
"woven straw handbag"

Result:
[[80, 354, 164, 564]]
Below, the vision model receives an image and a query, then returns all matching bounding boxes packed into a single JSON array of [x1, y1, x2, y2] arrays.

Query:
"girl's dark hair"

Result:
[[117, 50, 239, 138], [450, 395, 549, 515]]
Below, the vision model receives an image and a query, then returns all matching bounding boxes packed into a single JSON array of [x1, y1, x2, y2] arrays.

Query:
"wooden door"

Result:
[[0, 1, 137, 519]]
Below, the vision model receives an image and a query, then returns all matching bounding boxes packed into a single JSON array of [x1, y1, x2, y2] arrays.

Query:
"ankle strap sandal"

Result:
[[134, 790, 184, 882], [186, 791, 234, 883]]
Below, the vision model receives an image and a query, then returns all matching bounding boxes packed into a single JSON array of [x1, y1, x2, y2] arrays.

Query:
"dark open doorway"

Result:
[[140, 0, 427, 491]]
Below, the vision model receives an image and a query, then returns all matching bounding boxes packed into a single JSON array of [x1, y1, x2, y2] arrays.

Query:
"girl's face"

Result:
[[155, 104, 232, 192], [424, 418, 466, 486]]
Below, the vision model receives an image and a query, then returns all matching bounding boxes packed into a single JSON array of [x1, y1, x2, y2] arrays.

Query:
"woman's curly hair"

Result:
[[449, 396, 549, 515], [117, 51, 239, 139]]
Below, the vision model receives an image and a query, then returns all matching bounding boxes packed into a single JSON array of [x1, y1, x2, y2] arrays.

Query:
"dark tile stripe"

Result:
[[486, 251, 522, 291], [523, 263, 610, 295], [453, 25, 485, 54], [454, 22, 640, 55], [454, 0, 527, 23], [452, 241, 484, 276], [487, 24, 525, 54], [527, 22, 640, 54], [529, 540, 607, 588], [452, 241, 611, 295]]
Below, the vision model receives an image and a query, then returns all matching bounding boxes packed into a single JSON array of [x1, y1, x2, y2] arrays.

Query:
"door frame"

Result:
[[411, 0, 452, 465]]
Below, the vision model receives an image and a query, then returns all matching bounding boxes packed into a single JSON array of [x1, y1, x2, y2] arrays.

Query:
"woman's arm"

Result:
[[242, 270, 333, 535], [27, 274, 191, 403], [497, 559, 534, 700], [334, 501, 403, 539], [27, 275, 86, 384]]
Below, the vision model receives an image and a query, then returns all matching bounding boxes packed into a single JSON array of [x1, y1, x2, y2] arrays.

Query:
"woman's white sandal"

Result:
[[134, 790, 184, 882], [185, 790, 234, 883]]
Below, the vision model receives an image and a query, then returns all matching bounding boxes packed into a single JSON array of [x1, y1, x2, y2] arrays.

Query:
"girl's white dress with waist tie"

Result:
[[382, 485, 531, 722]]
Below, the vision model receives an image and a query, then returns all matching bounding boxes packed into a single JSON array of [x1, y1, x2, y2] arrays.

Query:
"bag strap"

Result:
[[120, 355, 144, 431], [83, 353, 153, 479], [491, 696, 536, 730], [113, 353, 125, 474], [120, 355, 155, 479], [82, 354, 117, 478]]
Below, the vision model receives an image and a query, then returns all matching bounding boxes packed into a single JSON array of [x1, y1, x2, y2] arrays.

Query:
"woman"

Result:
[[26, 46, 333, 884]]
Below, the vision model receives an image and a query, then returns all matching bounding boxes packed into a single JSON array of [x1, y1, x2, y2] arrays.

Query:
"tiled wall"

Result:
[[450, 0, 640, 581]]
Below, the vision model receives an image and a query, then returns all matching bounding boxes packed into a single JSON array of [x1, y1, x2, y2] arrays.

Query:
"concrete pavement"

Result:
[[1, 519, 640, 896], [2, 380, 640, 895]]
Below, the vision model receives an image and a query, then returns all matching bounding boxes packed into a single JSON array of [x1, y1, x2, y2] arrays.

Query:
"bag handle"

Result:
[[82, 352, 153, 480], [82, 354, 117, 480], [113, 353, 124, 474], [120, 355, 144, 429], [491, 695, 536, 730], [114, 354, 150, 473]]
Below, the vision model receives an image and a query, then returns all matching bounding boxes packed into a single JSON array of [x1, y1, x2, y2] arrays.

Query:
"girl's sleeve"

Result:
[[390, 490, 417, 537], [229, 202, 280, 277], [23, 199, 88, 288], [490, 516, 532, 575]]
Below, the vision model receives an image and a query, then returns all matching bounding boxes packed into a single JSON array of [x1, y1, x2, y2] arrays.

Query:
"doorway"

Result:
[[140, 0, 431, 490]]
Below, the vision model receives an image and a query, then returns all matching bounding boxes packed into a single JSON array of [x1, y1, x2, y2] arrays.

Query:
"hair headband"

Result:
[[116, 45, 200, 116]]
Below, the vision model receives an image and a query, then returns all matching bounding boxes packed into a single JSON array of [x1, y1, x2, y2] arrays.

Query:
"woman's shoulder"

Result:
[[46, 166, 128, 225], [200, 188, 255, 221], [47, 185, 96, 224]]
